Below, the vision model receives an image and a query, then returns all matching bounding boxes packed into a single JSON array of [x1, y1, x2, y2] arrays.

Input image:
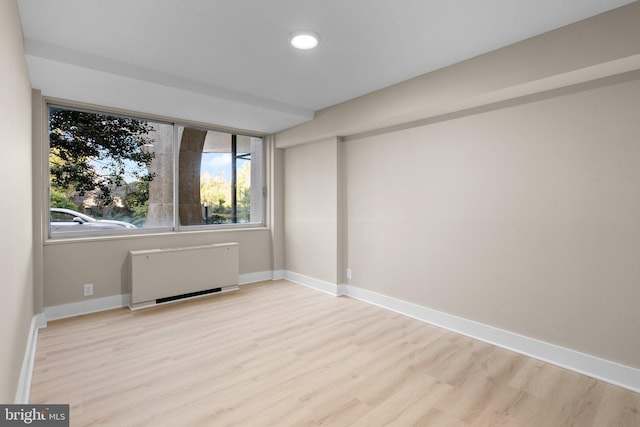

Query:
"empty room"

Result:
[[2, 0, 640, 425]]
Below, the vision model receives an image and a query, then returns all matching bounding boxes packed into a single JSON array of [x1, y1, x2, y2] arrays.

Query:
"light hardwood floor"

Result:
[[31, 280, 639, 426]]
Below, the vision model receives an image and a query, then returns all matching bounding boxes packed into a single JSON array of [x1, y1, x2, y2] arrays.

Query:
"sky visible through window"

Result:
[[93, 153, 246, 184], [201, 153, 249, 183]]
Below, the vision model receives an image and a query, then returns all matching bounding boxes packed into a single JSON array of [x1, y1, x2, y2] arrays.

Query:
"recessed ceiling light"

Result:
[[290, 30, 320, 50]]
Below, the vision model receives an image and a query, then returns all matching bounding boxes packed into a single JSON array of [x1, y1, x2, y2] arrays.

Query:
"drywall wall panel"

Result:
[[284, 138, 339, 284], [0, 0, 34, 402], [345, 75, 640, 368], [43, 229, 272, 307]]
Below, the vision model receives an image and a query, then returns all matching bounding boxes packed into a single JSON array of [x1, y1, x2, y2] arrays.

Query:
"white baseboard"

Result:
[[344, 284, 640, 393], [239, 271, 275, 285], [15, 313, 46, 404], [239, 270, 289, 284], [45, 294, 130, 321], [43, 271, 288, 321], [31, 274, 640, 394], [283, 271, 342, 296], [34, 312, 47, 330]]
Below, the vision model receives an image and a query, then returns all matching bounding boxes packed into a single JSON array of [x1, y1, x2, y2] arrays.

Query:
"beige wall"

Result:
[[346, 75, 640, 368], [277, 3, 640, 369], [0, 0, 34, 402], [284, 138, 340, 284], [33, 107, 278, 308], [270, 146, 286, 272], [43, 229, 273, 307], [13, 0, 640, 396]]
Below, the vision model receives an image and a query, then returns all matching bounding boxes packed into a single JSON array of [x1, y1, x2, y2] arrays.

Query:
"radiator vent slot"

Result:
[[156, 287, 222, 304], [129, 243, 239, 309]]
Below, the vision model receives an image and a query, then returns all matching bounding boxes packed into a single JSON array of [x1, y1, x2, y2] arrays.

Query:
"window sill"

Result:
[[44, 224, 269, 245]]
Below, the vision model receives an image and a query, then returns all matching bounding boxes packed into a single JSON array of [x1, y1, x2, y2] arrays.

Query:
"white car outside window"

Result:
[[50, 208, 137, 233]]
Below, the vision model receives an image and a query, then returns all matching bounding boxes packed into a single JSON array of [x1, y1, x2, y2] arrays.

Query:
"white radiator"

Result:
[[129, 243, 239, 309]]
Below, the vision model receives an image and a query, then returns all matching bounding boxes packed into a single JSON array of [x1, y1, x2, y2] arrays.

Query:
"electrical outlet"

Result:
[[83, 283, 94, 297], [346, 268, 352, 279]]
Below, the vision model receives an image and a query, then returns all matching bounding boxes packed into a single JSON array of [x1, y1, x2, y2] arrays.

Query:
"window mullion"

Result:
[[173, 123, 180, 231], [231, 134, 237, 223]]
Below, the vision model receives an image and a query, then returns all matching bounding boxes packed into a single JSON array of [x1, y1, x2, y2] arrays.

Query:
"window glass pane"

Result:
[[178, 126, 263, 226], [237, 135, 264, 225], [48, 106, 174, 236], [200, 130, 232, 224]]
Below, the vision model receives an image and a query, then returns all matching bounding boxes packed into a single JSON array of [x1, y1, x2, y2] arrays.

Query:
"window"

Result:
[[48, 105, 265, 238], [178, 127, 264, 226]]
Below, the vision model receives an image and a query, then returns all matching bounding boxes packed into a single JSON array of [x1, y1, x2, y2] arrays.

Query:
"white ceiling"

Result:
[[17, 0, 635, 133]]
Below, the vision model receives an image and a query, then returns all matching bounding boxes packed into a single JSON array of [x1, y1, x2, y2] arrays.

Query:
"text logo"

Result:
[[0, 405, 68, 426]]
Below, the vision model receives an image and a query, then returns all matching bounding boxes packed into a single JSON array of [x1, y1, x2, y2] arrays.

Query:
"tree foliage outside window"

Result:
[[200, 161, 252, 223], [48, 104, 264, 237], [49, 106, 158, 227], [49, 107, 155, 204]]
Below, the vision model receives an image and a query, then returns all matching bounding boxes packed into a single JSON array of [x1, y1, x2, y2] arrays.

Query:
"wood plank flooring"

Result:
[[30, 280, 640, 426]]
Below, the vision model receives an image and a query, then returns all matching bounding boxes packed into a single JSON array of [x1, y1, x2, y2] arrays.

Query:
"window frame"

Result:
[[44, 99, 268, 240], [175, 124, 266, 231]]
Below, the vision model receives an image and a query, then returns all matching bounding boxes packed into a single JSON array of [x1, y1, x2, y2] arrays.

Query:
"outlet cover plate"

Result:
[[83, 283, 93, 296]]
